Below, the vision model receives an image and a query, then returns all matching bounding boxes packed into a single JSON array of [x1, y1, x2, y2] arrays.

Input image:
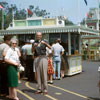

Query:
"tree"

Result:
[[0, 2, 50, 30], [81, 18, 85, 25], [28, 5, 50, 17], [65, 19, 74, 25]]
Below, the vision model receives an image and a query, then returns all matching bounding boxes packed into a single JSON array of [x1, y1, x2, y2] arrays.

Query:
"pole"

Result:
[[68, 32, 71, 55], [98, 0, 100, 31], [85, 15, 87, 27], [2, 9, 4, 30], [26, 9, 28, 19], [26, 9, 28, 27], [12, 11, 15, 27], [78, 0, 80, 26]]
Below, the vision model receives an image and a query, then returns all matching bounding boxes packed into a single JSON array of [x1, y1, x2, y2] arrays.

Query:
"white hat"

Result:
[[30, 39, 35, 43]]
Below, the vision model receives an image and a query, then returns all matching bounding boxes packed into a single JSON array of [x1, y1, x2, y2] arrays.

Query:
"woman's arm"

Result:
[[5, 59, 19, 66], [16, 48, 21, 57]]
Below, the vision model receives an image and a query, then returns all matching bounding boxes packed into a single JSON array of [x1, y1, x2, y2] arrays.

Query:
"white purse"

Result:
[[98, 66, 100, 72], [18, 64, 25, 72]]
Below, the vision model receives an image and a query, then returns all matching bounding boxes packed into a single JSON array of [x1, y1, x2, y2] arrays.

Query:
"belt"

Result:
[[26, 55, 32, 56], [39, 55, 46, 57]]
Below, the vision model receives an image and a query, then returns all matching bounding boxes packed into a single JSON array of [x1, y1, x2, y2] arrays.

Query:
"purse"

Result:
[[98, 66, 100, 72], [18, 63, 25, 72]]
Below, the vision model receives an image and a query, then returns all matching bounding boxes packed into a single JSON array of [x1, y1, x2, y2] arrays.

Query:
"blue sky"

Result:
[[1, 0, 99, 24]]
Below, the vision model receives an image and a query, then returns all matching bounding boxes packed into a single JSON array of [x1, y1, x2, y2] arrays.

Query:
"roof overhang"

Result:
[[81, 35, 100, 39], [0, 25, 99, 36]]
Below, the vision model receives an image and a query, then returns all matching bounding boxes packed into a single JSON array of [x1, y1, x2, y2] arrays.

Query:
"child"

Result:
[[48, 51, 54, 84]]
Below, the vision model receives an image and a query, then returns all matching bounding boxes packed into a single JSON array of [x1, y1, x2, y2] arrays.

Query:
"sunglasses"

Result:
[[12, 43, 17, 44]]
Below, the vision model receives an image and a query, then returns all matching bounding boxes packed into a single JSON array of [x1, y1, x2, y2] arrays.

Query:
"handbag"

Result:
[[18, 63, 25, 72], [98, 66, 100, 72]]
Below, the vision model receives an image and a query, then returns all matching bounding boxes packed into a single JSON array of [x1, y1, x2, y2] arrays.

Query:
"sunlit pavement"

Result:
[[0, 61, 100, 100]]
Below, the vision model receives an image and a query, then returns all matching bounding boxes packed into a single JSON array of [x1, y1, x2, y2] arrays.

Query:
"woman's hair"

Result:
[[10, 38, 18, 45]]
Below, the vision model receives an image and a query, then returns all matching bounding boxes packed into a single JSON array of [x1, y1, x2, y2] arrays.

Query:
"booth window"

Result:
[[61, 33, 68, 53], [71, 34, 79, 54], [49, 33, 60, 43], [18, 34, 35, 46]]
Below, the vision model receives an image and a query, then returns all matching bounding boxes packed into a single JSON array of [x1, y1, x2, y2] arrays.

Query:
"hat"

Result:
[[30, 39, 35, 43], [56, 38, 61, 43], [57, 38, 61, 41]]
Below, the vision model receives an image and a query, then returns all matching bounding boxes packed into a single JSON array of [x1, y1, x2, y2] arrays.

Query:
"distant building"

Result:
[[0, 15, 99, 48], [8, 16, 65, 30], [86, 8, 100, 30]]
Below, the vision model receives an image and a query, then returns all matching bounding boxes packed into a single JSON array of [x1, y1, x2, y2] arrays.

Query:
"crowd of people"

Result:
[[0, 32, 66, 99]]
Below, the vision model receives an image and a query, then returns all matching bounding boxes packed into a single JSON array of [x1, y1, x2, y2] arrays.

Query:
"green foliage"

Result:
[[0, 2, 50, 29], [65, 19, 74, 25], [81, 18, 85, 25], [28, 5, 50, 17], [0, 1, 74, 29]]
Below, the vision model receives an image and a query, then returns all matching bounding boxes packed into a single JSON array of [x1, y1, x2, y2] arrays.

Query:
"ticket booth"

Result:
[[65, 33, 82, 76], [0, 25, 99, 76], [48, 26, 99, 76], [49, 32, 82, 76]]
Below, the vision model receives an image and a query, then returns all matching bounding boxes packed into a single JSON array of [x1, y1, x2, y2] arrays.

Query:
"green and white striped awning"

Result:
[[0, 25, 99, 36]]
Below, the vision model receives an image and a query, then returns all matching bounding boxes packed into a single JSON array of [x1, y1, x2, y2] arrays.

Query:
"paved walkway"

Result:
[[0, 61, 100, 100]]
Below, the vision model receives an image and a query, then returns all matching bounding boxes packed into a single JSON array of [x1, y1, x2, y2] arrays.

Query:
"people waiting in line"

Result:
[[46, 44, 54, 84], [47, 51, 54, 84], [52, 38, 65, 80], [32, 32, 51, 95], [0, 35, 11, 96], [60, 56, 66, 78], [5, 39, 21, 100], [25, 40, 34, 81], [0, 34, 66, 99]]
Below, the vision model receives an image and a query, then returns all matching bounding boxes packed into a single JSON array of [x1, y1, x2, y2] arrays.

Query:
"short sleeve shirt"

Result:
[[0, 43, 10, 60], [52, 43, 64, 61], [52, 43, 64, 57], [25, 44, 33, 56], [32, 40, 48, 56], [5, 48, 19, 63]]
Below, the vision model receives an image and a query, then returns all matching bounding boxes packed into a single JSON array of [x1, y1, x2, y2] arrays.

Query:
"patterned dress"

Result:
[[48, 58, 54, 75]]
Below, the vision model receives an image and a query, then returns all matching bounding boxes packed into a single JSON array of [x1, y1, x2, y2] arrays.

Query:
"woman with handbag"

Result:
[[5, 39, 21, 100]]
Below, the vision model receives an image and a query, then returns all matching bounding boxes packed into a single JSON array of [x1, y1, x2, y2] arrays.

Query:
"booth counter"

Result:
[[65, 54, 82, 76]]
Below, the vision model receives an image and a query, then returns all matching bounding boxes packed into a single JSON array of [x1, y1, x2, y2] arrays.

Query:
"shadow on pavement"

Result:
[[22, 89, 35, 93]]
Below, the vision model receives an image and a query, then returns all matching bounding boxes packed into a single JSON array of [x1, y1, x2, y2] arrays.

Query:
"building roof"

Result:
[[81, 35, 100, 39], [0, 25, 99, 36]]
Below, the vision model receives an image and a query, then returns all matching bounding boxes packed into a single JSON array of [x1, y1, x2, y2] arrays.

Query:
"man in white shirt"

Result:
[[25, 40, 34, 81], [0, 35, 11, 95], [52, 38, 64, 80]]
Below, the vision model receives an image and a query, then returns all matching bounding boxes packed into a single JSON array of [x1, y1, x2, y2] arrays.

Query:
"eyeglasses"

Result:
[[12, 43, 17, 44]]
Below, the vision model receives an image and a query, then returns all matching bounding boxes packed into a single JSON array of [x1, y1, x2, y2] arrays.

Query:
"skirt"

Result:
[[7, 65, 18, 87]]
